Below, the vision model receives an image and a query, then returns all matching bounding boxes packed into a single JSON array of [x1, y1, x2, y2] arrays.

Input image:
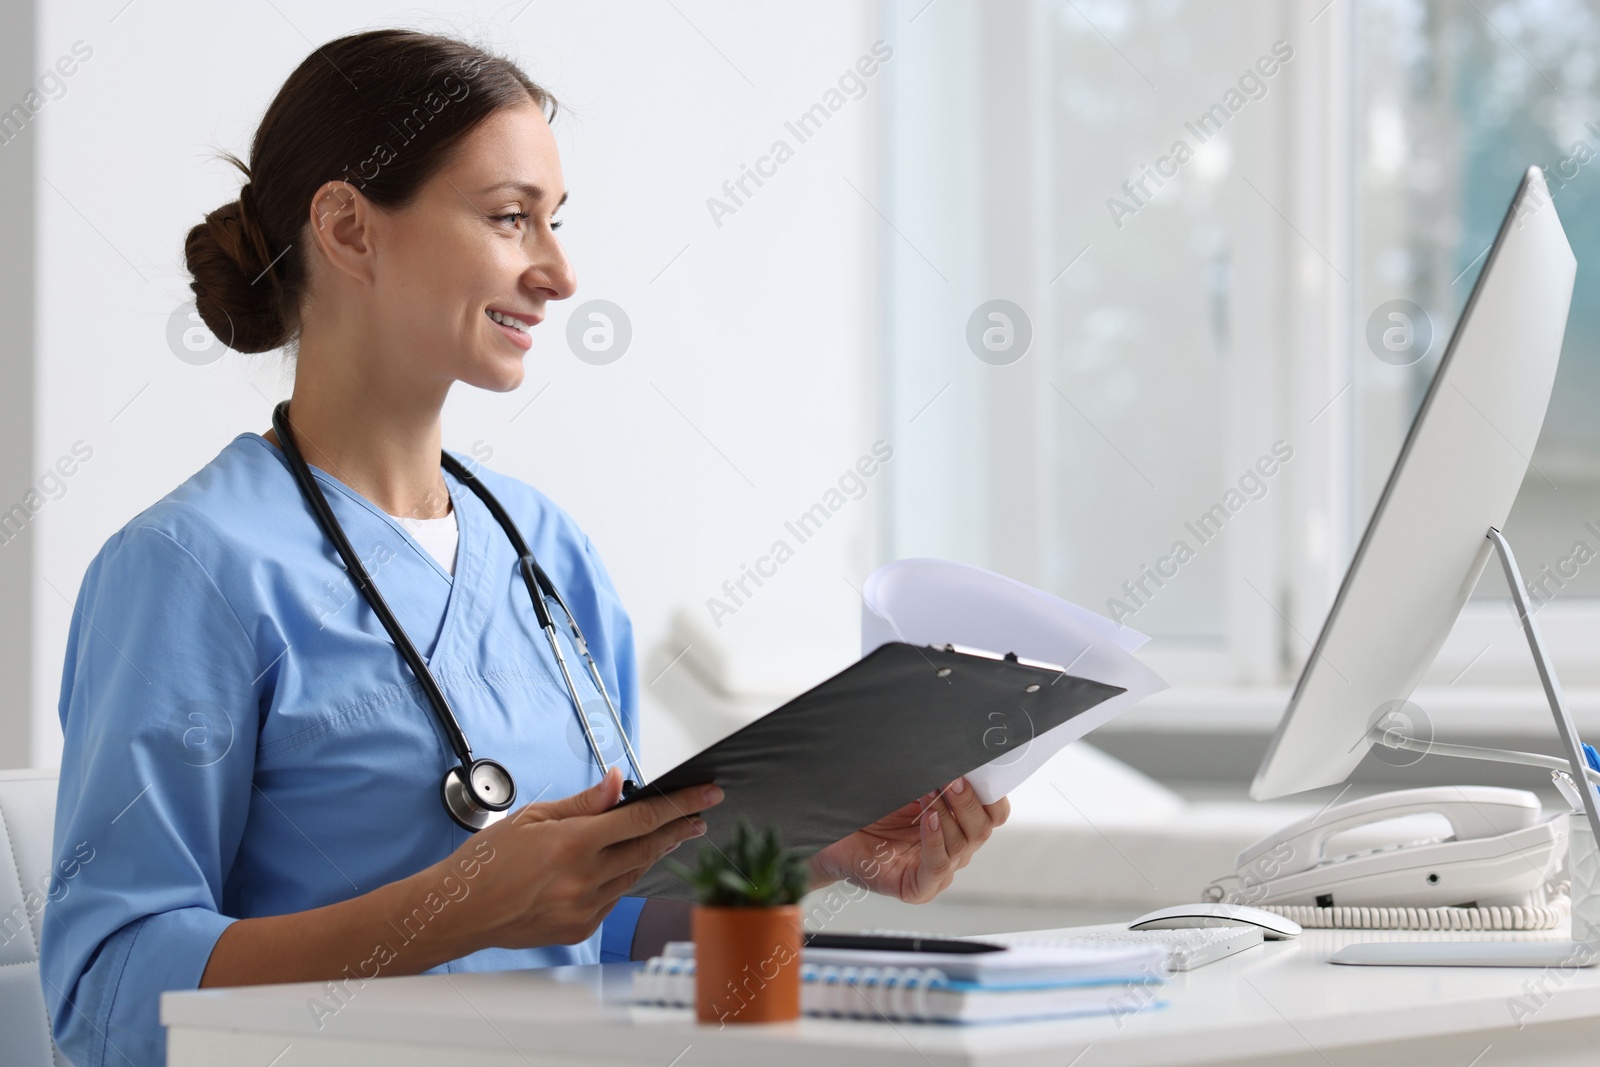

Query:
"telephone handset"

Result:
[[1207, 786, 1567, 909]]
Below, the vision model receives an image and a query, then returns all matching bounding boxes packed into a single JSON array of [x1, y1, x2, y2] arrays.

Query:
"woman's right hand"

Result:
[[199, 767, 716, 988], [446, 766, 722, 952]]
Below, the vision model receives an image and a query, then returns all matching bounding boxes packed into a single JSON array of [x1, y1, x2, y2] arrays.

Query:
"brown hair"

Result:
[[184, 29, 559, 354]]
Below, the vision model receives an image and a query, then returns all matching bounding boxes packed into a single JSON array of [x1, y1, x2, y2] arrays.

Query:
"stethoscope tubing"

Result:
[[445, 452, 645, 785], [271, 403, 479, 770], [269, 401, 644, 806]]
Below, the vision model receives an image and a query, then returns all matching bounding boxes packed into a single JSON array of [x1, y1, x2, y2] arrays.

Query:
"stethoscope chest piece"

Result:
[[441, 758, 517, 831]]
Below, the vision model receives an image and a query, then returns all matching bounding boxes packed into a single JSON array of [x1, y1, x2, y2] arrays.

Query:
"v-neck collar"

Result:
[[243, 432, 476, 667]]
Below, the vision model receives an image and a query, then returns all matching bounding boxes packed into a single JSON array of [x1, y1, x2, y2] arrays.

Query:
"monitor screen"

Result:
[[1252, 166, 1577, 800]]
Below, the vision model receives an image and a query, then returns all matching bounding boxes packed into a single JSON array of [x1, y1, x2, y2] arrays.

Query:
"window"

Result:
[[1356, 0, 1600, 686], [881, 0, 1600, 692]]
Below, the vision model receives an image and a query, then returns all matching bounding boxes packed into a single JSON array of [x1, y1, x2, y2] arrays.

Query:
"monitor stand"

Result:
[[1331, 527, 1600, 968]]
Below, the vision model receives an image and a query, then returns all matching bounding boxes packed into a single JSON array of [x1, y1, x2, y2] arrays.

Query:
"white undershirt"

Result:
[[391, 506, 459, 575]]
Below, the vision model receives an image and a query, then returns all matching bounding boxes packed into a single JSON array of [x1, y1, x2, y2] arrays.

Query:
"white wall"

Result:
[[28, 1, 886, 769]]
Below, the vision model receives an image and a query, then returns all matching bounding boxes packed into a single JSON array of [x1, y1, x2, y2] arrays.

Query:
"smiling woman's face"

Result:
[[363, 99, 576, 393]]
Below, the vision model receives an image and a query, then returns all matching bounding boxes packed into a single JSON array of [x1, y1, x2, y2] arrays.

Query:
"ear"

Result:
[[306, 180, 375, 285]]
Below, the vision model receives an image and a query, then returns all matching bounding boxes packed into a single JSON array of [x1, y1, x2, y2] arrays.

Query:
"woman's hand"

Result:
[[806, 776, 1009, 904], [201, 767, 719, 988], [445, 767, 722, 952]]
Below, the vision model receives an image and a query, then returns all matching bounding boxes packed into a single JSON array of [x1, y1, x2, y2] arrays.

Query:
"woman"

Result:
[[39, 29, 1009, 1067]]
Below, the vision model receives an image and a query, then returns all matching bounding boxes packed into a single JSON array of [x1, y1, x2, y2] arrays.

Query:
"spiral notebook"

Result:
[[631, 956, 1167, 1024], [631, 940, 1168, 1024]]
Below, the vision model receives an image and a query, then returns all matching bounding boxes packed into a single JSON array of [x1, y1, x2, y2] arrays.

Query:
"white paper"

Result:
[[861, 558, 1169, 804]]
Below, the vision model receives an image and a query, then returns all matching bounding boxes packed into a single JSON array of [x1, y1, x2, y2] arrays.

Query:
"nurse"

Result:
[[39, 28, 1011, 1067]]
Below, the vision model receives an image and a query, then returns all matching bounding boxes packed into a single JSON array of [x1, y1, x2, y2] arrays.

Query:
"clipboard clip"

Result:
[[937, 642, 1067, 674]]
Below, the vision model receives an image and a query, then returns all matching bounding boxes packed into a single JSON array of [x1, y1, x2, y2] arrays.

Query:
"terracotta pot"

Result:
[[691, 904, 803, 1024]]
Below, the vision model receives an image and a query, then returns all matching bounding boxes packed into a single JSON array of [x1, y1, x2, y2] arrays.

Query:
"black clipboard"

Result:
[[621, 641, 1125, 899]]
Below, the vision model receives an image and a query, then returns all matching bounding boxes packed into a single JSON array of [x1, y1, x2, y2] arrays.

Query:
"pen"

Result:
[[802, 932, 1007, 954]]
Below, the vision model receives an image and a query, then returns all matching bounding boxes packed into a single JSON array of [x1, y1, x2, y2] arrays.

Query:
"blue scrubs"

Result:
[[39, 432, 645, 1067]]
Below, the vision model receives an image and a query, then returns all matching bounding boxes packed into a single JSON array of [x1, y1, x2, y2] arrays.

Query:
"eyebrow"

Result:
[[477, 181, 568, 209]]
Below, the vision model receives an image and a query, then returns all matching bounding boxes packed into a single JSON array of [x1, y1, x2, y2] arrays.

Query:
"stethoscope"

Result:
[[270, 401, 645, 831]]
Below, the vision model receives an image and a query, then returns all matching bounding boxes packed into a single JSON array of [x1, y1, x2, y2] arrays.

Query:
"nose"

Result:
[[529, 236, 577, 302]]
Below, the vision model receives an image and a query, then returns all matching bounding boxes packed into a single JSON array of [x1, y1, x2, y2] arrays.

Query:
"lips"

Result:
[[486, 307, 534, 350]]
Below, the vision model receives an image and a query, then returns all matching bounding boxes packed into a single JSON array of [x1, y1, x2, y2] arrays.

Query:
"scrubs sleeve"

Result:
[[580, 533, 650, 961], [40, 524, 262, 1067], [599, 895, 648, 963]]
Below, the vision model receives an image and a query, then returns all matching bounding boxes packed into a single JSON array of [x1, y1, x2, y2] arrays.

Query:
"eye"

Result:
[[489, 211, 562, 233], [490, 211, 531, 229]]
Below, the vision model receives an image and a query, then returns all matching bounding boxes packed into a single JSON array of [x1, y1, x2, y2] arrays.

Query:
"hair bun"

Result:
[[183, 183, 288, 354], [235, 183, 276, 274]]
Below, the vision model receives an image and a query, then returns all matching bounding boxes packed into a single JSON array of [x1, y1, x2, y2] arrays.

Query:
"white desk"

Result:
[[162, 927, 1600, 1066]]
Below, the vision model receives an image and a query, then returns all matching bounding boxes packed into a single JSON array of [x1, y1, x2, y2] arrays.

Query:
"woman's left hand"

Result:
[[806, 777, 1009, 904]]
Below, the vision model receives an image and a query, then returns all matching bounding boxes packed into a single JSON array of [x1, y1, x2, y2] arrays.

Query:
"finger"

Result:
[[599, 846, 689, 898], [520, 766, 624, 823], [983, 795, 1011, 828], [589, 783, 722, 848], [936, 796, 969, 861], [941, 777, 991, 850], [596, 863, 648, 902], [876, 796, 925, 827], [600, 812, 708, 881], [912, 804, 953, 899]]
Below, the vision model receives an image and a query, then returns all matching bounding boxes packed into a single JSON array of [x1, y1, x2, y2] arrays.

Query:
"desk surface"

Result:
[[162, 926, 1600, 1067]]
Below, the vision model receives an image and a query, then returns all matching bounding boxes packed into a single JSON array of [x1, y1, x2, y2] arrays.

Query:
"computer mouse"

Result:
[[1127, 903, 1302, 940]]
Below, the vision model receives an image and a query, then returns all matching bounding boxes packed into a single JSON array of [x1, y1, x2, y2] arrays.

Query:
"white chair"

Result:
[[0, 768, 66, 1065]]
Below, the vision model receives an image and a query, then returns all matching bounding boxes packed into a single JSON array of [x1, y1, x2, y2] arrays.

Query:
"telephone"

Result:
[[1204, 786, 1568, 909]]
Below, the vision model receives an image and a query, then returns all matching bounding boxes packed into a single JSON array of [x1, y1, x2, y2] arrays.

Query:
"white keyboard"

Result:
[[982, 925, 1265, 972]]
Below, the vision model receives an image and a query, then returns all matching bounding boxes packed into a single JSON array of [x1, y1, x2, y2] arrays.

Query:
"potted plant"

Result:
[[668, 817, 810, 1024]]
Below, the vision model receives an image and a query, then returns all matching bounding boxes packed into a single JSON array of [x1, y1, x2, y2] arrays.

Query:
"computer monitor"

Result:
[[1251, 166, 1578, 802]]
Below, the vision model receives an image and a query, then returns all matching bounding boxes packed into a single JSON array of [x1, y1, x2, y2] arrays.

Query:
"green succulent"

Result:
[[666, 817, 811, 907]]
